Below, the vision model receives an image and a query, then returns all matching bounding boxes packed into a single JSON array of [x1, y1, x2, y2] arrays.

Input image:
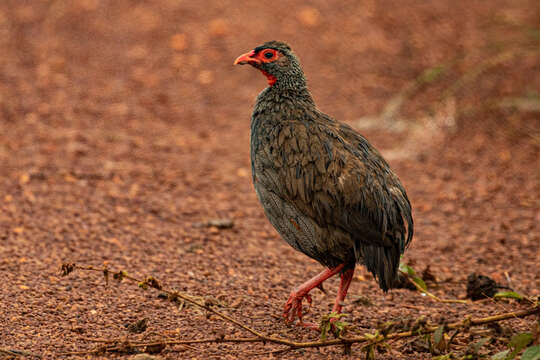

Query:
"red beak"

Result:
[[234, 50, 261, 65]]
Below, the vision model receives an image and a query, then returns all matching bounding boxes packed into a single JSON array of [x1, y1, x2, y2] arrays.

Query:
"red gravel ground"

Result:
[[0, 1, 538, 359]]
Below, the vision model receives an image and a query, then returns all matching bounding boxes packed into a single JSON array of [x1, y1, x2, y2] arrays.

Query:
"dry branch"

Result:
[[60, 262, 540, 357]]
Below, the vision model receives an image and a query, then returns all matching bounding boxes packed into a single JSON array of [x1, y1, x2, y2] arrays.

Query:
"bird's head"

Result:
[[234, 41, 306, 89]]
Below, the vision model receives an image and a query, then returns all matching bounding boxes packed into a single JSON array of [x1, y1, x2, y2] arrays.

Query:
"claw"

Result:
[[283, 291, 312, 324], [281, 265, 347, 328], [305, 293, 312, 313], [296, 300, 303, 320]]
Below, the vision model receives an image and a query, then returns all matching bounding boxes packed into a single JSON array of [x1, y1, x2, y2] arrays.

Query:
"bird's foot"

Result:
[[281, 265, 347, 328], [283, 291, 313, 324]]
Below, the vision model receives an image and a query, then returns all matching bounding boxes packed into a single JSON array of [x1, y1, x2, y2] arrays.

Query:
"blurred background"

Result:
[[1, 0, 538, 150], [0, 0, 538, 358]]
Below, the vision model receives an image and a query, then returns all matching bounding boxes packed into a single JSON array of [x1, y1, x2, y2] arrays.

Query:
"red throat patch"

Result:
[[260, 69, 277, 86]]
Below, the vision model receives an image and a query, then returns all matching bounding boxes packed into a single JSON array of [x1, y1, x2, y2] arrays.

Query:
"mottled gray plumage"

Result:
[[244, 41, 413, 291]]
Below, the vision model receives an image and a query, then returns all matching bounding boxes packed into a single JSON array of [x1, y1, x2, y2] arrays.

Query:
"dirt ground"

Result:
[[0, 0, 538, 359]]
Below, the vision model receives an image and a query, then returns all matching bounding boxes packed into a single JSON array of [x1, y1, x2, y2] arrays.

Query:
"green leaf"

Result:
[[522, 346, 540, 360], [491, 350, 509, 360], [413, 276, 428, 291], [365, 344, 376, 360], [399, 263, 416, 276], [509, 332, 533, 351], [320, 320, 330, 341], [468, 337, 490, 355], [433, 325, 445, 347], [503, 332, 534, 359], [319, 312, 348, 341], [494, 291, 525, 301]]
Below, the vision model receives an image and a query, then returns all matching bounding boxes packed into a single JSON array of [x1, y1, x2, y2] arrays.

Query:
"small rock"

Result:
[[130, 354, 163, 360], [192, 218, 234, 229], [421, 265, 437, 283], [170, 33, 187, 51], [207, 218, 234, 229], [351, 295, 373, 306], [466, 273, 498, 300], [393, 272, 417, 291], [144, 343, 166, 354], [208, 19, 229, 37], [297, 7, 320, 27], [236, 167, 249, 177], [197, 70, 214, 85], [125, 318, 148, 333]]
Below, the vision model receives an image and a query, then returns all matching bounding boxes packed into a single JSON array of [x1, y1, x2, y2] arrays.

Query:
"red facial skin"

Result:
[[234, 49, 279, 86]]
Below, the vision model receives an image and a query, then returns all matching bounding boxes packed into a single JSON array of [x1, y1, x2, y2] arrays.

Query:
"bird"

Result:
[[234, 41, 413, 327]]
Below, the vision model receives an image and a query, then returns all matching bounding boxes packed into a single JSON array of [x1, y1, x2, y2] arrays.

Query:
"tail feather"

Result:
[[355, 243, 400, 292]]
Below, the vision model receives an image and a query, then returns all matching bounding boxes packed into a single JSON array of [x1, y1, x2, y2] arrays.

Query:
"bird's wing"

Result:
[[253, 115, 413, 252]]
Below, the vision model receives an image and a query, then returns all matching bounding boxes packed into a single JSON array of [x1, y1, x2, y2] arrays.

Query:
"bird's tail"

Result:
[[356, 244, 400, 292]]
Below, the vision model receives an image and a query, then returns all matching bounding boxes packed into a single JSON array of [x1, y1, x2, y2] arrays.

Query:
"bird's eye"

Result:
[[264, 51, 274, 59]]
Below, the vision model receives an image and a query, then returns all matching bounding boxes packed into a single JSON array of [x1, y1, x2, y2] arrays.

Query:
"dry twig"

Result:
[[0, 348, 42, 358], [60, 262, 540, 357]]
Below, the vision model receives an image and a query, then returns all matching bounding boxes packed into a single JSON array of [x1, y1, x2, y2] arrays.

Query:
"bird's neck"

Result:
[[254, 84, 315, 115], [271, 72, 308, 91]]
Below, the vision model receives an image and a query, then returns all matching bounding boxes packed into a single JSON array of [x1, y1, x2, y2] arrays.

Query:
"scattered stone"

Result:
[[198, 70, 214, 85], [193, 218, 234, 229], [351, 295, 373, 306], [467, 273, 498, 300], [143, 343, 166, 354], [297, 7, 320, 27], [208, 19, 229, 37], [393, 272, 417, 291], [131, 354, 163, 360], [170, 33, 187, 51], [125, 318, 148, 334], [421, 265, 437, 283]]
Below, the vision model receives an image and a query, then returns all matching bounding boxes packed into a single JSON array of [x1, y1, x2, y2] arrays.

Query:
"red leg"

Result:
[[283, 264, 345, 324], [332, 267, 355, 314]]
